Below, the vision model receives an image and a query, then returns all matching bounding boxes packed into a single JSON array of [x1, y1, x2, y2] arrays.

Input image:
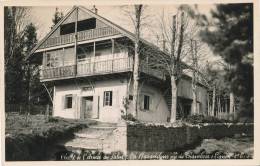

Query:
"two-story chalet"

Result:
[[27, 6, 208, 123]]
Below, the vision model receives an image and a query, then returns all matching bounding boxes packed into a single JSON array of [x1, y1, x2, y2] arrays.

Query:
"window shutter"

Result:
[[43, 52, 46, 67], [103, 91, 105, 106], [72, 94, 77, 109], [110, 91, 113, 106], [150, 96, 153, 111], [93, 95, 99, 118], [77, 96, 81, 119], [139, 94, 144, 110], [62, 95, 65, 109]]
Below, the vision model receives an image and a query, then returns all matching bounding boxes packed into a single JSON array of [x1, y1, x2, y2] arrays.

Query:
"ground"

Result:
[[5, 113, 95, 136], [184, 137, 253, 159], [5, 113, 254, 160]]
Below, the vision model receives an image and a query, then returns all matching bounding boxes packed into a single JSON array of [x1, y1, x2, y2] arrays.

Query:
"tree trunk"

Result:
[[229, 92, 235, 120], [192, 84, 197, 115], [27, 64, 31, 115], [191, 40, 198, 115], [212, 86, 216, 116], [170, 75, 177, 122], [132, 5, 142, 118], [207, 93, 210, 116]]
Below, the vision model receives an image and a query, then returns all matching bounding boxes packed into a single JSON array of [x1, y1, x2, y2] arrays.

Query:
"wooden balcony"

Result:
[[39, 26, 120, 49], [41, 65, 76, 80], [40, 58, 165, 82], [40, 57, 133, 81], [77, 57, 133, 76], [140, 64, 165, 80]]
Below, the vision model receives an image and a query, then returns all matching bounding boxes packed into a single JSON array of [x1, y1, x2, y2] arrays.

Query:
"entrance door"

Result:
[[81, 96, 93, 119]]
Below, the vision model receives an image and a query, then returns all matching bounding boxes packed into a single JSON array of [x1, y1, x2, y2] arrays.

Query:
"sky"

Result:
[[27, 4, 220, 67], [29, 5, 214, 40]]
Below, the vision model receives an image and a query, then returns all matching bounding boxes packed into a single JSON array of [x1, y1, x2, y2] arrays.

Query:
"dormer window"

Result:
[[60, 18, 97, 35]]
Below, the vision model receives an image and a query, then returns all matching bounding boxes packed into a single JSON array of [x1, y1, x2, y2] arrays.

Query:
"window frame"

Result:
[[103, 91, 113, 106], [143, 95, 150, 110], [64, 94, 73, 109]]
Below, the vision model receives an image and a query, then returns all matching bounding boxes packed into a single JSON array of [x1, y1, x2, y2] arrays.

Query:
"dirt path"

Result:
[[48, 122, 127, 160]]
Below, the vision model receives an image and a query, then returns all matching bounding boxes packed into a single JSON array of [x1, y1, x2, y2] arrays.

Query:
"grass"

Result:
[[5, 113, 96, 137], [5, 113, 97, 161]]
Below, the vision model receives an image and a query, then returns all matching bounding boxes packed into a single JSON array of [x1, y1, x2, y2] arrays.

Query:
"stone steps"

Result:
[[61, 122, 118, 151]]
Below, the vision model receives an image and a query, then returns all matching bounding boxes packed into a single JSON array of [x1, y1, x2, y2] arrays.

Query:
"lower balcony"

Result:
[[40, 57, 133, 81], [40, 57, 165, 82]]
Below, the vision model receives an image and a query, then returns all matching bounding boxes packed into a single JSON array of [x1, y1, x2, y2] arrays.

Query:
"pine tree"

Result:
[[200, 3, 253, 119], [4, 7, 27, 105]]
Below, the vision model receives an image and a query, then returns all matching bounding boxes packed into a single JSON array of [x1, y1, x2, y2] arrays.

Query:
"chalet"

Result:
[[27, 6, 208, 123]]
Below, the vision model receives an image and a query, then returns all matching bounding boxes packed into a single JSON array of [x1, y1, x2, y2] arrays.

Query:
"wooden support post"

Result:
[[74, 7, 78, 76], [62, 48, 65, 66], [111, 38, 114, 71], [93, 42, 96, 72]]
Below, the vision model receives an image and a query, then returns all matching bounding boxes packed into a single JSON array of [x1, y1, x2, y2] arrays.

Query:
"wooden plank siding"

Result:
[[39, 27, 120, 49]]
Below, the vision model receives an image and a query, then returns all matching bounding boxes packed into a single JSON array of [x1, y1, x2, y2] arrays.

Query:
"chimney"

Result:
[[91, 5, 98, 14]]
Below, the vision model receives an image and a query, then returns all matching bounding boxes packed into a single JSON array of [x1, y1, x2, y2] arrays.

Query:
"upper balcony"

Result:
[[39, 26, 120, 49]]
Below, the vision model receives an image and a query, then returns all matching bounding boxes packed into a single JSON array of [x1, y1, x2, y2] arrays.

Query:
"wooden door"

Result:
[[81, 96, 93, 119]]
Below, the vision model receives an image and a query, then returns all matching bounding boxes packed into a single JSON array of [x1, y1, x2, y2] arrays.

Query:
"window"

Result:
[[77, 44, 94, 61], [45, 50, 62, 68], [60, 22, 75, 35], [78, 18, 96, 32], [129, 95, 133, 100], [60, 18, 96, 35], [103, 91, 112, 106], [95, 41, 112, 57], [144, 95, 150, 110], [65, 95, 73, 109], [46, 53, 51, 67]]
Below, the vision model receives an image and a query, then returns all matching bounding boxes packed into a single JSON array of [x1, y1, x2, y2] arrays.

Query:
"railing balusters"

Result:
[[41, 27, 119, 48], [40, 57, 163, 81]]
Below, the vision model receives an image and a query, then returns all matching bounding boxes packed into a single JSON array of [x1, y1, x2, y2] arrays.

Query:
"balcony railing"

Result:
[[140, 64, 165, 80], [40, 58, 165, 81], [39, 27, 120, 49], [41, 65, 76, 80], [77, 57, 133, 76], [40, 57, 133, 80]]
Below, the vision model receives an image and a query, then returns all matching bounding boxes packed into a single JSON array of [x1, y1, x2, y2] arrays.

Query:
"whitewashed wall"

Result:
[[127, 84, 170, 123], [53, 78, 128, 123]]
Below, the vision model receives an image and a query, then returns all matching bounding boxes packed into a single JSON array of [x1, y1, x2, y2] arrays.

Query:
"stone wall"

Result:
[[127, 123, 253, 152]]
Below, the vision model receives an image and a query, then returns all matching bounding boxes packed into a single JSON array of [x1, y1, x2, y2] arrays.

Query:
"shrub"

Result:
[[121, 114, 139, 122], [47, 117, 59, 123], [183, 115, 231, 124]]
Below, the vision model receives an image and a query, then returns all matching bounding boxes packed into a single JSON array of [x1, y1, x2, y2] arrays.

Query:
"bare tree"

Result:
[[4, 7, 30, 67], [148, 8, 202, 122], [190, 39, 198, 114], [132, 5, 143, 117]]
